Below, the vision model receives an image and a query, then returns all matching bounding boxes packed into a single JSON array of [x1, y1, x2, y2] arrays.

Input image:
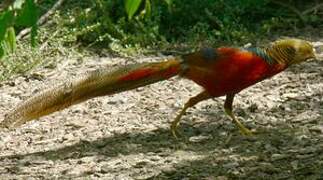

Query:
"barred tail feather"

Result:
[[1, 58, 182, 128]]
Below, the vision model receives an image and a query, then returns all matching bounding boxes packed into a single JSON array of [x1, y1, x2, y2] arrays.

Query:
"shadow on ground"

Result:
[[1, 52, 323, 179], [1, 104, 322, 179]]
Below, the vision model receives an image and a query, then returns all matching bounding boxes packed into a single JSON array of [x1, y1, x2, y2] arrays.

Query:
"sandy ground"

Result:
[[0, 40, 323, 179]]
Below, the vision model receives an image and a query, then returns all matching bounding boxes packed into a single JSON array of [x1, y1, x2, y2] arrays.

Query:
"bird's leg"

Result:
[[171, 91, 211, 138], [224, 94, 253, 135]]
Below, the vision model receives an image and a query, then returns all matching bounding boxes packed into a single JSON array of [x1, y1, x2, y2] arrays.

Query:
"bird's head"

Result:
[[268, 38, 316, 65]]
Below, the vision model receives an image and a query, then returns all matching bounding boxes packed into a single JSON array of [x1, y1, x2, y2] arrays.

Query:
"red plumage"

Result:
[[183, 47, 286, 97], [2, 38, 315, 137]]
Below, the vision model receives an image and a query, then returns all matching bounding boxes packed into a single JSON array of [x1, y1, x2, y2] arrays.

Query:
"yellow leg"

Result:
[[224, 94, 253, 136], [171, 91, 211, 138]]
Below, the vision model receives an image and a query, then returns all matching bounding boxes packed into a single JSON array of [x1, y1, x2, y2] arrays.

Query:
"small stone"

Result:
[[258, 162, 280, 173], [29, 73, 45, 81], [215, 176, 228, 180], [248, 103, 258, 112], [282, 93, 299, 99], [136, 87, 145, 92], [298, 146, 317, 154], [133, 161, 148, 168], [150, 156, 161, 162], [189, 135, 212, 142], [271, 154, 289, 161], [264, 144, 275, 151], [291, 161, 298, 170], [309, 125, 323, 133], [244, 43, 252, 48], [223, 162, 239, 169], [6, 81, 15, 86], [296, 154, 314, 159]]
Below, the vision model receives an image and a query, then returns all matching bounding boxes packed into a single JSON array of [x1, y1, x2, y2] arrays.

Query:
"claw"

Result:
[[170, 123, 179, 139], [224, 94, 255, 136], [170, 116, 182, 139], [170, 91, 211, 139]]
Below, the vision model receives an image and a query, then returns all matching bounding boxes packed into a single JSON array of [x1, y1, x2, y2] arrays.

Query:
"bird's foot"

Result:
[[231, 116, 254, 136], [170, 122, 181, 139]]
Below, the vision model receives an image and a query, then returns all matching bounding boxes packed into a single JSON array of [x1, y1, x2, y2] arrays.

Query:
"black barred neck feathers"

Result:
[[264, 38, 315, 65], [245, 47, 274, 65]]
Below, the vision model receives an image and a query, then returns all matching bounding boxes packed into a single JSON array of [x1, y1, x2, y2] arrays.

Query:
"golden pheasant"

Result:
[[1, 38, 316, 138]]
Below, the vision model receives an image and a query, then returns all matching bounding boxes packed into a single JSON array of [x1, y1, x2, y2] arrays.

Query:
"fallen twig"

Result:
[[17, 0, 65, 40], [302, 3, 323, 15]]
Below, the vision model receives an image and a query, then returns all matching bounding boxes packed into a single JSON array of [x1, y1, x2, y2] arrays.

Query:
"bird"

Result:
[[0, 38, 316, 138]]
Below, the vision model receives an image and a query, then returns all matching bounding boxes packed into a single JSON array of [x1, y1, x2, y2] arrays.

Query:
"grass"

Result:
[[0, 27, 84, 81]]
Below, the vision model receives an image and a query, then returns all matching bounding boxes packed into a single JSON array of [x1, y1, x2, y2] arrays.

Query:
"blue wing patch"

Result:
[[201, 47, 217, 61], [245, 47, 274, 64]]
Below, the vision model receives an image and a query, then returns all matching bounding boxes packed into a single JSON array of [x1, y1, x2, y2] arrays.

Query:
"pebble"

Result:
[[188, 135, 212, 142], [271, 154, 289, 161], [309, 125, 323, 133], [0, 45, 323, 178], [223, 162, 239, 169]]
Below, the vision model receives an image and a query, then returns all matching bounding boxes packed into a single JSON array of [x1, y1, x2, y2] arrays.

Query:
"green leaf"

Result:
[[163, 0, 172, 12], [0, 10, 14, 42], [125, 0, 142, 20], [16, 0, 39, 27], [16, 0, 39, 47], [30, 24, 37, 47], [0, 43, 5, 59], [0, 10, 13, 59], [144, 0, 151, 19], [6, 27, 16, 52], [164, 0, 172, 7]]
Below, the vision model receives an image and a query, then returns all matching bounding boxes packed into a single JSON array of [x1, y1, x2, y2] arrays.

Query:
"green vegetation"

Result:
[[0, 0, 38, 58], [57, 0, 321, 48], [0, 0, 322, 81]]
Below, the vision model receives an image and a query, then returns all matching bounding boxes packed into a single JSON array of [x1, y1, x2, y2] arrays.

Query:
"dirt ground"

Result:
[[0, 39, 323, 179]]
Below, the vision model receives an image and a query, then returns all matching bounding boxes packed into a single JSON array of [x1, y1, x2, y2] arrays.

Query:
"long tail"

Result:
[[1, 58, 183, 128]]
